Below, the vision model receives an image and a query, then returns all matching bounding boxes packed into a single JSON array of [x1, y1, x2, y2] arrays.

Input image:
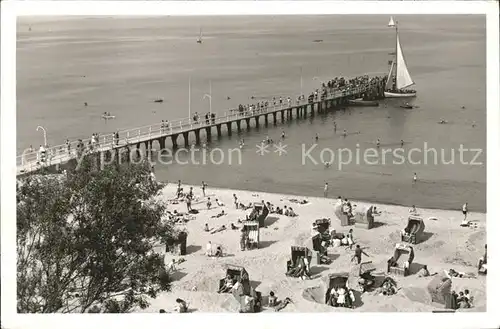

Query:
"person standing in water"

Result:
[[333, 121, 337, 133], [315, 133, 319, 143], [343, 129, 347, 138], [400, 139, 405, 147], [413, 173, 417, 184], [376, 139, 380, 148], [281, 130, 286, 139], [324, 183, 329, 198]]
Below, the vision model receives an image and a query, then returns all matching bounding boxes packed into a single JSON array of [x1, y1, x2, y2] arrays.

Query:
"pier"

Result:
[[17, 78, 386, 175]]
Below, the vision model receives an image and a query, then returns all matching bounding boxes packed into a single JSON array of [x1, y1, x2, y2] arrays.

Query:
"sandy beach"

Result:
[[141, 183, 486, 313]]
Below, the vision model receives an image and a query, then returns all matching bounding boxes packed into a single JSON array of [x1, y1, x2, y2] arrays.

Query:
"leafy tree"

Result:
[[17, 159, 177, 313]]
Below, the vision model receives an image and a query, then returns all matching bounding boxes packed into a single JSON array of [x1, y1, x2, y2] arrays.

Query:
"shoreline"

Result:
[[159, 180, 487, 214]]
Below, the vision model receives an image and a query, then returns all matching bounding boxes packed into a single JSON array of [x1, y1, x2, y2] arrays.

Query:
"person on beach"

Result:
[[324, 183, 329, 198], [201, 181, 207, 197], [268, 291, 278, 307], [274, 297, 293, 312], [351, 245, 370, 264], [216, 198, 224, 207], [204, 223, 210, 232], [207, 197, 212, 210], [206, 241, 213, 256], [186, 194, 193, 212], [233, 194, 238, 209], [409, 205, 418, 215], [462, 202, 468, 220], [345, 229, 355, 250]]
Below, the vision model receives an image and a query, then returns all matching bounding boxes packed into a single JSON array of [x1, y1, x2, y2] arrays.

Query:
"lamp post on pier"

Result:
[[36, 126, 47, 146], [203, 80, 212, 114]]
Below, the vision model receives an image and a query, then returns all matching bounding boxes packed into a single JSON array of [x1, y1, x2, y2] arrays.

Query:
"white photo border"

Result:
[[1, 1, 499, 329]]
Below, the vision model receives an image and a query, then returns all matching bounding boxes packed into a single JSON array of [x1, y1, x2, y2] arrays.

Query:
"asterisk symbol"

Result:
[[256, 143, 270, 156], [274, 142, 287, 156]]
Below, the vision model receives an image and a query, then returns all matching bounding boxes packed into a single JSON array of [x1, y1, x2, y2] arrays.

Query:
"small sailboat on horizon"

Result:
[[197, 28, 203, 44], [384, 19, 417, 98], [388, 16, 396, 28]]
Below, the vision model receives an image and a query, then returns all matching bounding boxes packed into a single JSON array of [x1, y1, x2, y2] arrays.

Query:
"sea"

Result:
[[16, 15, 486, 211]]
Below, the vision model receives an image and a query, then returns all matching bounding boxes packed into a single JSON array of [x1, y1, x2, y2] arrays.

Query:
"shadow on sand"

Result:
[[186, 245, 202, 255], [419, 232, 434, 243], [170, 271, 188, 281], [372, 221, 386, 229], [408, 262, 426, 276], [265, 216, 280, 227], [259, 240, 277, 249]]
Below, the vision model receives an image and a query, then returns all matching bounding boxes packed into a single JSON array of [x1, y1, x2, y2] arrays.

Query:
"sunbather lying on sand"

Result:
[[216, 199, 225, 207], [289, 198, 309, 205], [211, 210, 226, 218], [446, 268, 476, 279], [210, 225, 227, 234], [274, 297, 293, 312], [239, 202, 252, 210]]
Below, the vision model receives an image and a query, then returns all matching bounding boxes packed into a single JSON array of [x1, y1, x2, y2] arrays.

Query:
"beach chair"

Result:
[[323, 273, 350, 305], [334, 204, 352, 227], [401, 215, 425, 244], [218, 265, 251, 296], [354, 207, 375, 229], [247, 203, 269, 227], [243, 222, 260, 249], [387, 244, 413, 277], [314, 218, 331, 242], [427, 273, 453, 309], [286, 246, 312, 272]]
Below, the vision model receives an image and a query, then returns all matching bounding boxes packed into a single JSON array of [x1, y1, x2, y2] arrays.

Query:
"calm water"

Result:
[[17, 15, 486, 211]]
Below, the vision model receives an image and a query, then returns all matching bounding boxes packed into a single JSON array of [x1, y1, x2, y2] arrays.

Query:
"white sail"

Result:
[[388, 16, 396, 27], [395, 33, 414, 90], [386, 61, 395, 90]]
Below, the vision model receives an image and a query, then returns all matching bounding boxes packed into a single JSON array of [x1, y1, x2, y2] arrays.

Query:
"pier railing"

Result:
[[17, 83, 375, 174]]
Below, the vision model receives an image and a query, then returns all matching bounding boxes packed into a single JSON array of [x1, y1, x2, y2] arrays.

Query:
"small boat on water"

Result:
[[154, 99, 164, 103], [102, 115, 116, 120], [384, 18, 417, 98], [348, 99, 379, 107]]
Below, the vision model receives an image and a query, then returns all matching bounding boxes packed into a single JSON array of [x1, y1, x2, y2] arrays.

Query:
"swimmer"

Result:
[[324, 162, 331, 168], [438, 119, 447, 124], [343, 129, 347, 138], [84, 102, 88, 107], [315, 134, 319, 142], [400, 139, 404, 147], [376, 139, 380, 148], [472, 121, 476, 128]]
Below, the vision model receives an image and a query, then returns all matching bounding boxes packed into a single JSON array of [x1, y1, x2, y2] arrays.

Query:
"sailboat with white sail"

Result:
[[384, 19, 416, 98], [197, 28, 203, 44]]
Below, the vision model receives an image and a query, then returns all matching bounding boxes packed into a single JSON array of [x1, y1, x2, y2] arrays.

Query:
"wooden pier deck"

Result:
[[17, 80, 385, 175]]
